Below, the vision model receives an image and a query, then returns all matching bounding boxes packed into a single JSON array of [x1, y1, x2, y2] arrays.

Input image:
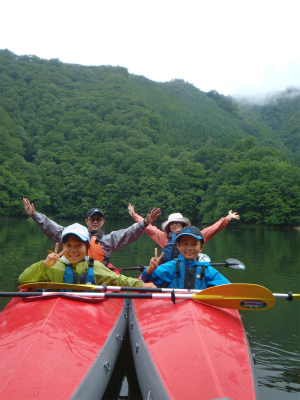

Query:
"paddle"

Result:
[[2, 284, 279, 310], [119, 258, 246, 272], [212, 258, 246, 270]]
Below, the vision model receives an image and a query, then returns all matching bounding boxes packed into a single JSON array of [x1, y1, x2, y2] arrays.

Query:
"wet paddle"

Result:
[[2, 283, 282, 310]]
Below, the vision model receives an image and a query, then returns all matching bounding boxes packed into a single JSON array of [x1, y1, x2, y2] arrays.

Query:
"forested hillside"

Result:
[[234, 88, 300, 166], [0, 49, 299, 225]]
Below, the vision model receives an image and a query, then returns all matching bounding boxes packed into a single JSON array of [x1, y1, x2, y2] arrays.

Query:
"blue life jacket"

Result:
[[161, 233, 180, 264], [169, 259, 211, 289], [62, 258, 95, 291]]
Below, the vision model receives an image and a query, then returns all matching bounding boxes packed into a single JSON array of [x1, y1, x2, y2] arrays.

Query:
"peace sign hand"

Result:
[[44, 243, 65, 268], [146, 248, 164, 274]]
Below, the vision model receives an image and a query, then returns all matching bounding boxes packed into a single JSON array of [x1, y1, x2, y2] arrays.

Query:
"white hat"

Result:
[[161, 213, 191, 233], [61, 223, 90, 243]]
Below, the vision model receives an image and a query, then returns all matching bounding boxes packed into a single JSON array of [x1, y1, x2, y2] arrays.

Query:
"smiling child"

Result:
[[141, 226, 230, 289], [19, 223, 156, 289]]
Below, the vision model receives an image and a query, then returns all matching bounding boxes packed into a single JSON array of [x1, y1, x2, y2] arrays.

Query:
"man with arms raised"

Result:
[[23, 198, 161, 269]]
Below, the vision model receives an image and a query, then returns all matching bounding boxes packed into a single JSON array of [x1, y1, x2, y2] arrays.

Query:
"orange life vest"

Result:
[[88, 235, 105, 262], [88, 233, 120, 275]]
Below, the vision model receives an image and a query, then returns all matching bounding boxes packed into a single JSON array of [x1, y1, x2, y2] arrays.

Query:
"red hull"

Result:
[[0, 296, 127, 399], [129, 298, 259, 400]]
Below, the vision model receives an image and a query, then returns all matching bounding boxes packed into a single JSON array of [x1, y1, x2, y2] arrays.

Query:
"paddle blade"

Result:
[[192, 283, 276, 310], [225, 259, 246, 270]]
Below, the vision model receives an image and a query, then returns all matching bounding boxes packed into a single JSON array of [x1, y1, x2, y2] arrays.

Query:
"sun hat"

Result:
[[86, 208, 105, 218], [61, 223, 90, 243], [161, 213, 191, 233], [175, 226, 204, 244]]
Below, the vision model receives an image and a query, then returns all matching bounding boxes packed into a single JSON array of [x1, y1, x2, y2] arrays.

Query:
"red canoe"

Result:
[[128, 298, 260, 400], [0, 295, 128, 400]]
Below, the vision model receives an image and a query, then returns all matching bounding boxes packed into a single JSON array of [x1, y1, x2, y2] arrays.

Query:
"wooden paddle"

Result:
[[2, 283, 281, 310]]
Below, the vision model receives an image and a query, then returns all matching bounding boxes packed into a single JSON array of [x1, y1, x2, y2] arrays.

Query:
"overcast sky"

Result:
[[1, 0, 300, 99]]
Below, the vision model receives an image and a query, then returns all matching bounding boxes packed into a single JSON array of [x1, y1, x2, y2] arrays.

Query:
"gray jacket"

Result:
[[32, 212, 147, 259]]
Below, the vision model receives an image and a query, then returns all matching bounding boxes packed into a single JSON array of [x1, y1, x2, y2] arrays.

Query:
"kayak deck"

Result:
[[0, 296, 128, 400], [129, 298, 259, 400]]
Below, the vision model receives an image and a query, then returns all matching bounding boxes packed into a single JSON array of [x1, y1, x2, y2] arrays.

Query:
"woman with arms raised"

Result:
[[128, 204, 240, 264]]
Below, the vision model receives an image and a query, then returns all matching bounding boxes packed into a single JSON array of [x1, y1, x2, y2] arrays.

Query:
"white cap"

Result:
[[61, 223, 90, 243]]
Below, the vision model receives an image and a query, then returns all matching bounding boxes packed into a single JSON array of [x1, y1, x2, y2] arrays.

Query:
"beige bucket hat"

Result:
[[161, 213, 191, 233]]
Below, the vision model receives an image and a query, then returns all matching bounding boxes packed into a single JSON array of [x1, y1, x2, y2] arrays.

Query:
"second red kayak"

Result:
[[128, 297, 260, 400]]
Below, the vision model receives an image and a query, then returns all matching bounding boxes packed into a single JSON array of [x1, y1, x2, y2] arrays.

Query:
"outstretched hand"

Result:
[[146, 248, 164, 274], [145, 208, 161, 225], [227, 210, 240, 221], [128, 203, 135, 217], [44, 243, 65, 268], [23, 198, 35, 216]]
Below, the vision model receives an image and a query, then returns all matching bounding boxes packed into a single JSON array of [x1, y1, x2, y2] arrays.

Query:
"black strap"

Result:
[[71, 258, 94, 284], [171, 243, 180, 260], [184, 264, 198, 289], [71, 269, 88, 284], [199, 265, 206, 281], [176, 259, 181, 278], [91, 230, 104, 244], [88, 258, 94, 268]]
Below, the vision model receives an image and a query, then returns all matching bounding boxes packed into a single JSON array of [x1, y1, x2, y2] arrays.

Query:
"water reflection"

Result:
[[0, 217, 299, 398]]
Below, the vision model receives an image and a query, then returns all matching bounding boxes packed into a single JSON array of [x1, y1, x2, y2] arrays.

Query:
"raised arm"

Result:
[[128, 203, 168, 248], [23, 198, 64, 243], [23, 197, 35, 216], [101, 207, 161, 258], [227, 210, 240, 221], [202, 210, 240, 243]]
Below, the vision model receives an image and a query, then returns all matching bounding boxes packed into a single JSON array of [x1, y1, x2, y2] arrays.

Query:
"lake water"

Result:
[[0, 216, 299, 399]]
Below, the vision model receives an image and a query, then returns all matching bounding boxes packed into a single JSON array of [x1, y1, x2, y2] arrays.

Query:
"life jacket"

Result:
[[169, 259, 211, 289], [62, 258, 95, 291], [88, 231, 119, 274], [88, 231, 106, 262], [161, 233, 180, 264]]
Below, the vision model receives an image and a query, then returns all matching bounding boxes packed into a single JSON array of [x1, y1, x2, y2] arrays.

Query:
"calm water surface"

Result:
[[0, 216, 299, 399]]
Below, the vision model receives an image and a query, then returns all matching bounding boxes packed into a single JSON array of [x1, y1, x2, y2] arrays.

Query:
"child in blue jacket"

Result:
[[141, 226, 230, 289]]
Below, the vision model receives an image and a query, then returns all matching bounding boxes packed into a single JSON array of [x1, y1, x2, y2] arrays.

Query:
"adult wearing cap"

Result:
[[141, 226, 230, 289], [19, 223, 155, 289], [22, 198, 161, 268], [128, 204, 240, 264]]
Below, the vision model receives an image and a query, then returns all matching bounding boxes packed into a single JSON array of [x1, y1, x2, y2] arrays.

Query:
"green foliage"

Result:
[[0, 50, 299, 226]]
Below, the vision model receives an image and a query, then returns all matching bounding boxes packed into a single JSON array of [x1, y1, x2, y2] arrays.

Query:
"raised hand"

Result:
[[146, 248, 164, 274], [128, 203, 135, 217], [145, 208, 161, 225], [44, 243, 65, 268], [23, 198, 35, 216], [227, 210, 240, 221]]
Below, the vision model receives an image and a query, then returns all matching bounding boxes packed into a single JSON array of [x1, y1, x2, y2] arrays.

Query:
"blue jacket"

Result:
[[142, 254, 230, 289]]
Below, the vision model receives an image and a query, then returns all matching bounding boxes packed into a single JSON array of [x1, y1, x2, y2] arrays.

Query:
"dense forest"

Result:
[[0, 49, 299, 225]]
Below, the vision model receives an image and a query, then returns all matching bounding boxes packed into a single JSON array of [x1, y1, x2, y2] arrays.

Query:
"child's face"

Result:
[[62, 237, 88, 264], [177, 235, 203, 260]]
